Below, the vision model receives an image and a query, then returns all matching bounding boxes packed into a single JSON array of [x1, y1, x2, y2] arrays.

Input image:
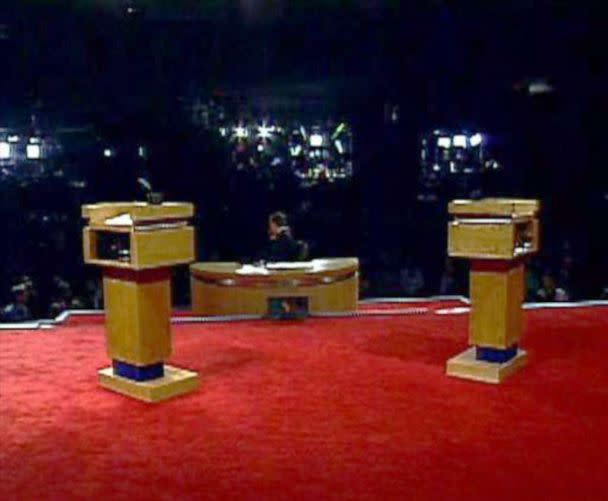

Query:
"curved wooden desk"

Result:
[[190, 258, 359, 316]]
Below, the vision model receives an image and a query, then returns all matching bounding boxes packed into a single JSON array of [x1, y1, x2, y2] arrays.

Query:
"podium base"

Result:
[[98, 365, 199, 402], [446, 347, 527, 384]]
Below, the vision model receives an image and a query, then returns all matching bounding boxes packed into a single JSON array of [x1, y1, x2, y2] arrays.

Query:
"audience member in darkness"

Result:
[[555, 287, 569, 301], [48, 302, 65, 319], [85, 279, 103, 309], [370, 251, 401, 296], [2, 284, 32, 322], [399, 256, 425, 296], [537, 271, 558, 301], [48, 276, 72, 318], [357, 257, 372, 298], [20, 276, 41, 318], [70, 297, 86, 309], [438, 258, 458, 295], [526, 262, 541, 301], [557, 254, 575, 300]]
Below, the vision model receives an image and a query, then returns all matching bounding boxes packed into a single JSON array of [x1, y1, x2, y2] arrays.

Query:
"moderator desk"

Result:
[[190, 258, 359, 316]]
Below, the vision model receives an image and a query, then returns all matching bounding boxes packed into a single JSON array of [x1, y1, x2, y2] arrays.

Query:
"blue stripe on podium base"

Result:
[[112, 360, 164, 381], [476, 345, 518, 363]]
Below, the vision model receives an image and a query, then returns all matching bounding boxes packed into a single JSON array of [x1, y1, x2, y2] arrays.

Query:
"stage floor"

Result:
[[1, 302, 607, 500]]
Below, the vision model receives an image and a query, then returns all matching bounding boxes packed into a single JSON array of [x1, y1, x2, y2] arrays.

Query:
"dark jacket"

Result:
[[264, 228, 301, 262]]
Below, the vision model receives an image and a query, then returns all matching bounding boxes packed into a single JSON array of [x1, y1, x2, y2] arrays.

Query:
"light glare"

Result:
[[470, 133, 483, 147], [0, 142, 10, 159], [257, 124, 273, 139], [310, 134, 323, 147], [437, 137, 451, 148], [234, 126, 248, 139], [26, 144, 41, 159], [453, 135, 467, 148]]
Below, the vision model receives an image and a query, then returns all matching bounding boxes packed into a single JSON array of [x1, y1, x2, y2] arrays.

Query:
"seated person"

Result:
[[261, 212, 308, 319], [262, 211, 302, 262], [2, 284, 32, 323]]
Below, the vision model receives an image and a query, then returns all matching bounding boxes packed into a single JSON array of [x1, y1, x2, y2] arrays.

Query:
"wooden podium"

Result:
[[445, 198, 540, 383], [82, 202, 199, 402]]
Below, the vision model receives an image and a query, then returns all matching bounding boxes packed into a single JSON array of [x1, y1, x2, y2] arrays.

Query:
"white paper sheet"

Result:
[[265, 262, 314, 270], [236, 265, 270, 275], [104, 213, 133, 226]]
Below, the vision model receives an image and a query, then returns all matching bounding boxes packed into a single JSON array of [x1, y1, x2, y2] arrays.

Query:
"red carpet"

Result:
[[1, 304, 607, 500]]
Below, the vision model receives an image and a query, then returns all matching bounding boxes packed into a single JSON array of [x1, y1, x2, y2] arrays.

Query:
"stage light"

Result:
[[453, 135, 467, 148], [234, 126, 248, 139], [138, 146, 146, 158], [469, 133, 483, 147], [433, 164, 440, 172], [310, 134, 323, 147], [391, 106, 399, 124], [257, 124, 273, 139], [0, 142, 10, 159], [219, 127, 228, 137], [257, 144, 264, 152], [7, 135, 19, 143], [437, 137, 451, 148], [26, 144, 41, 159], [299, 126, 307, 139], [290, 145, 302, 157], [125, 2, 140, 16], [334, 140, 344, 154], [528, 80, 554, 95], [29, 137, 41, 144], [104, 148, 114, 158], [331, 123, 346, 140]]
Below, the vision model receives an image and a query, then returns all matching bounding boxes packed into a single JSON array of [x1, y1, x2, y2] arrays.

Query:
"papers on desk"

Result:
[[235, 261, 323, 275], [104, 213, 133, 226], [265, 262, 314, 270], [454, 218, 513, 225], [235, 264, 270, 275], [103, 212, 186, 230]]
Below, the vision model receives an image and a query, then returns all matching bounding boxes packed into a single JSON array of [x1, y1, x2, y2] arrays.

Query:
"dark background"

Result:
[[0, 0, 606, 317]]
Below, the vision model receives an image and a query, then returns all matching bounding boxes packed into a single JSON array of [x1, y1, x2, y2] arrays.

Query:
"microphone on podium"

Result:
[[137, 177, 163, 205]]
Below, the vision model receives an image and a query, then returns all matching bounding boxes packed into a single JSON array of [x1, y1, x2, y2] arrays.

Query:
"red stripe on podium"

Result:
[[471, 259, 525, 273], [103, 267, 170, 283]]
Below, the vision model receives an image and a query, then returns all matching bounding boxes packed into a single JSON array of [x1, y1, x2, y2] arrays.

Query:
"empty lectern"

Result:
[[445, 198, 540, 383], [82, 202, 199, 402]]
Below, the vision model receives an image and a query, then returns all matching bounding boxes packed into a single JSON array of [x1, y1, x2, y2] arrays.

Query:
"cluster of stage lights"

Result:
[[219, 121, 353, 185], [419, 129, 500, 199], [425, 132, 494, 175], [1, 134, 149, 163], [0, 135, 44, 160], [436, 133, 483, 150], [220, 123, 348, 155]]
